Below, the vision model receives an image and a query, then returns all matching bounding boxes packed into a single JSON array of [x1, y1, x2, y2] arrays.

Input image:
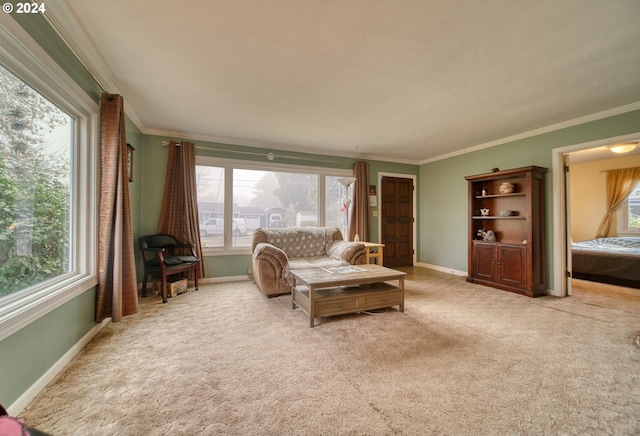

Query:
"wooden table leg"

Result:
[[291, 277, 297, 310], [399, 276, 405, 312], [309, 284, 316, 328]]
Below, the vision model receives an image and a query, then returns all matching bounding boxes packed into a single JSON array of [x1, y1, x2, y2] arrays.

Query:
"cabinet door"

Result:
[[497, 245, 526, 288], [473, 243, 496, 281]]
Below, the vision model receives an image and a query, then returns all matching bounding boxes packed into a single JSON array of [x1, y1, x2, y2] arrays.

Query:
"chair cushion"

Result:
[[164, 255, 199, 265]]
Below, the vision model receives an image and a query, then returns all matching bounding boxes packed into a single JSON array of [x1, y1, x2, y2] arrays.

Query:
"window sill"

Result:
[[0, 274, 98, 342], [201, 248, 252, 256], [616, 230, 640, 236]]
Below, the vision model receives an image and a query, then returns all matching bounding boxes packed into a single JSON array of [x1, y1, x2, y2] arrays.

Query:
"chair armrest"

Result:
[[253, 242, 289, 269], [327, 241, 366, 264]]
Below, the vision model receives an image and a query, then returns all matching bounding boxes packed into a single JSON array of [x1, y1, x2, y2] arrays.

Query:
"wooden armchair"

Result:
[[138, 234, 201, 303]]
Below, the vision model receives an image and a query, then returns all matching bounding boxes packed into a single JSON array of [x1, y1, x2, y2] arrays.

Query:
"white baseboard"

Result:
[[8, 317, 111, 416], [139, 275, 252, 292], [416, 262, 467, 277], [198, 275, 251, 284]]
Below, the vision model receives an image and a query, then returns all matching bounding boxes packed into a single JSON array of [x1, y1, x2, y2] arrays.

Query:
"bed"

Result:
[[571, 237, 640, 288]]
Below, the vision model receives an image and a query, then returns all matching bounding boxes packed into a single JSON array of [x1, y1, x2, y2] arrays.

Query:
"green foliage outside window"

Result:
[[0, 64, 71, 298]]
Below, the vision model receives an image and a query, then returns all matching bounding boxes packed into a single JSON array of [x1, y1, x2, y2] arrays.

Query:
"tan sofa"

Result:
[[251, 227, 366, 297]]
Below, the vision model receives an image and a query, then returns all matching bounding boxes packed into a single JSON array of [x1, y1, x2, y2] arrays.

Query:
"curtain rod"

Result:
[[41, 12, 110, 94], [161, 140, 349, 165], [600, 165, 640, 173]]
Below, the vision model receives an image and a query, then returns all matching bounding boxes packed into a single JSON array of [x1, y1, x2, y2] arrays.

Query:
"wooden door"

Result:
[[381, 176, 414, 267]]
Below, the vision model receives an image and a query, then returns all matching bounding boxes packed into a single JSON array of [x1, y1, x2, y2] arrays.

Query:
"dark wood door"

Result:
[[381, 176, 414, 267]]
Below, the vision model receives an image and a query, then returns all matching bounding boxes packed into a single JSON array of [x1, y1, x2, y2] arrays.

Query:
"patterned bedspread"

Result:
[[571, 237, 640, 283], [571, 237, 640, 254]]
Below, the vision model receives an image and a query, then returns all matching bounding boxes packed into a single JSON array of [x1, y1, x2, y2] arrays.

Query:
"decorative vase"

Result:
[[499, 182, 515, 194]]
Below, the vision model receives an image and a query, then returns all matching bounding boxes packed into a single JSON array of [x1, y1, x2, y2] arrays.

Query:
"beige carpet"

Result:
[[20, 268, 640, 435]]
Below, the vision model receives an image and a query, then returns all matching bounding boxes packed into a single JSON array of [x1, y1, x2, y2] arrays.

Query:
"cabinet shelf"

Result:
[[473, 240, 526, 246], [465, 166, 547, 298], [472, 216, 525, 220], [475, 193, 525, 199]]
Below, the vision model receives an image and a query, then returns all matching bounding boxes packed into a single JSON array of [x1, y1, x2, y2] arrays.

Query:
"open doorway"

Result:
[[552, 133, 640, 297]]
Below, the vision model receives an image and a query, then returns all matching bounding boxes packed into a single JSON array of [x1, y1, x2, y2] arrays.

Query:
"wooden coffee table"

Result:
[[290, 264, 406, 327]]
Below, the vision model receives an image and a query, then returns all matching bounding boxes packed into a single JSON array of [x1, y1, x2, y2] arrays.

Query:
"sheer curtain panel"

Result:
[[96, 94, 138, 323]]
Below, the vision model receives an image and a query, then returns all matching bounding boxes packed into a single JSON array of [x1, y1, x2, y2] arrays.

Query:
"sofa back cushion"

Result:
[[252, 227, 343, 258]]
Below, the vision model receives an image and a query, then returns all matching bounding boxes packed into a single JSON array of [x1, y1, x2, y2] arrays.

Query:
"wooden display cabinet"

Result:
[[465, 166, 547, 297]]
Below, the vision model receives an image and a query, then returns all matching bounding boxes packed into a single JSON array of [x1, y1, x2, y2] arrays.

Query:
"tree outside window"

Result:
[[0, 63, 72, 298], [624, 181, 640, 230]]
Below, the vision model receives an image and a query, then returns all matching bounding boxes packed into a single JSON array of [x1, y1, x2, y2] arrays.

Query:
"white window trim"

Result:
[[616, 198, 640, 236], [196, 156, 351, 255], [0, 15, 99, 341]]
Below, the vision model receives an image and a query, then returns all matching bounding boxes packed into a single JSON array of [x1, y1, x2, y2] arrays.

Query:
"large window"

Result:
[[618, 181, 640, 234], [0, 63, 72, 298], [196, 158, 351, 251], [0, 18, 98, 340]]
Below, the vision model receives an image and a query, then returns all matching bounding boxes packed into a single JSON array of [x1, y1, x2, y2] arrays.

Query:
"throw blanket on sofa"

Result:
[[265, 227, 335, 258]]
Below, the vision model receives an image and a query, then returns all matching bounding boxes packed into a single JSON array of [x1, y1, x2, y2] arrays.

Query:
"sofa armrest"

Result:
[[253, 242, 288, 267], [253, 242, 294, 296], [326, 240, 366, 265]]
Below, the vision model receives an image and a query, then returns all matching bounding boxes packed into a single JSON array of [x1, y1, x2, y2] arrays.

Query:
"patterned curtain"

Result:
[[157, 141, 204, 277], [349, 161, 370, 242], [595, 166, 640, 238], [96, 94, 138, 323]]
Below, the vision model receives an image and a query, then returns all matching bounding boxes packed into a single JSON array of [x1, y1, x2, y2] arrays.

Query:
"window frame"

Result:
[[0, 16, 99, 341], [616, 181, 640, 236], [196, 155, 352, 255]]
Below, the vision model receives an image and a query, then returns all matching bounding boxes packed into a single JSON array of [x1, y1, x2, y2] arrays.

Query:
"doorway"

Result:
[[552, 132, 640, 297], [379, 174, 416, 267]]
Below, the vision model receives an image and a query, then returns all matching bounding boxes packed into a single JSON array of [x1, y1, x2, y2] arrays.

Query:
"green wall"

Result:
[[0, 287, 96, 409], [419, 109, 640, 289], [136, 134, 419, 279]]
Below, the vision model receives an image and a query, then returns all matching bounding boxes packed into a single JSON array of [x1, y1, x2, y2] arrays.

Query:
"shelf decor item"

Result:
[[499, 181, 515, 194], [465, 166, 547, 297]]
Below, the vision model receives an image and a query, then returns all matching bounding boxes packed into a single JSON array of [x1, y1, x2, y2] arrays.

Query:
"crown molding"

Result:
[[419, 101, 640, 165], [43, 1, 146, 130], [144, 127, 419, 165]]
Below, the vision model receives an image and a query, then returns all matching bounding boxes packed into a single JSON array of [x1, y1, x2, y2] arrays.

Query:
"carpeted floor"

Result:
[[19, 267, 640, 435]]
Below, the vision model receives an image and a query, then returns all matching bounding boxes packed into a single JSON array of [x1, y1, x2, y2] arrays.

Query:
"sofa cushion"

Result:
[[264, 227, 334, 258]]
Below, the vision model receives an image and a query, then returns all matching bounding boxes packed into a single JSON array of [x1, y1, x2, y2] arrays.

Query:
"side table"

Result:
[[363, 242, 384, 265]]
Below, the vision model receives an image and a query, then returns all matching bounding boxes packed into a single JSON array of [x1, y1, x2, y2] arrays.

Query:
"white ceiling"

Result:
[[46, 0, 640, 163]]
